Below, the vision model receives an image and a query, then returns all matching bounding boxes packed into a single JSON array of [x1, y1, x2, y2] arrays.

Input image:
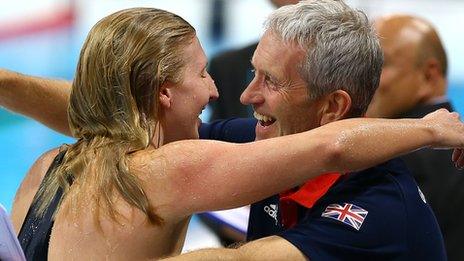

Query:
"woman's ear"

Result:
[[159, 82, 173, 109], [320, 90, 352, 125]]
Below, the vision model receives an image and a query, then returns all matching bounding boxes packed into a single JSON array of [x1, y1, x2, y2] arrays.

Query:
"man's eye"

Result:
[[264, 75, 274, 85], [201, 71, 207, 78], [264, 76, 282, 90]]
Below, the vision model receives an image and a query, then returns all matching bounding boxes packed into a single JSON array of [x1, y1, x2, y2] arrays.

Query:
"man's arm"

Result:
[[165, 236, 305, 260], [0, 69, 72, 136]]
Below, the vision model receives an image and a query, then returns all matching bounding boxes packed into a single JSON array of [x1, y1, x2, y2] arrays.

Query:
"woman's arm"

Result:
[[161, 109, 464, 217], [0, 69, 72, 136]]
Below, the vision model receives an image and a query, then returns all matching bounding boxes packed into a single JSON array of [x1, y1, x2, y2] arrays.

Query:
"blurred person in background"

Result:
[[366, 14, 464, 261], [4, 6, 462, 260], [208, 0, 300, 120]]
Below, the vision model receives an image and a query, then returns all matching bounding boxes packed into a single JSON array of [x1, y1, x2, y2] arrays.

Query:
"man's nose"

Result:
[[240, 77, 263, 105]]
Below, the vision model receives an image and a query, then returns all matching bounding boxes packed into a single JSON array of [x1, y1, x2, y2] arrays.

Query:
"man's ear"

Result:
[[423, 58, 442, 83], [319, 90, 352, 125], [159, 82, 173, 109], [418, 58, 442, 100]]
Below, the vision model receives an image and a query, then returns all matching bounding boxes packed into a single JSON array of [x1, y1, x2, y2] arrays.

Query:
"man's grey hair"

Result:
[[264, 0, 383, 116]]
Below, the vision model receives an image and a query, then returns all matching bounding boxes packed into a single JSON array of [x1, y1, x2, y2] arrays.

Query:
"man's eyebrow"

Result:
[[249, 60, 269, 75], [249, 59, 283, 84]]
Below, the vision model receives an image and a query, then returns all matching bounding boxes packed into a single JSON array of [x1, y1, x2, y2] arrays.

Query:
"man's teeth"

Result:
[[254, 111, 274, 123]]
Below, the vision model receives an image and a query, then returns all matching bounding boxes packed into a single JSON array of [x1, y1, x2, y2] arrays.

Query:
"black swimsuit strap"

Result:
[[17, 148, 68, 261]]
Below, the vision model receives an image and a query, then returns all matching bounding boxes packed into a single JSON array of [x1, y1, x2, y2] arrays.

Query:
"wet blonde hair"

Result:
[[35, 8, 195, 225]]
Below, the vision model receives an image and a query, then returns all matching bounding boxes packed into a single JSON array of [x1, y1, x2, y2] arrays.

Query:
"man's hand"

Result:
[[423, 108, 464, 169], [423, 109, 464, 148]]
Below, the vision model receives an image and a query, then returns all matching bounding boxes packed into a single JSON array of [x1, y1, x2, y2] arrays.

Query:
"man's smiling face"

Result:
[[240, 31, 325, 140]]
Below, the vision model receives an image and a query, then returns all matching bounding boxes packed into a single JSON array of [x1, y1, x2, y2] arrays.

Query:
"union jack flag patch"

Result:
[[321, 203, 368, 231]]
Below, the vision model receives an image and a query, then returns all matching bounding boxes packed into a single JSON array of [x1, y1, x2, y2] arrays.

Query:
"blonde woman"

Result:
[[5, 8, 464, 260]]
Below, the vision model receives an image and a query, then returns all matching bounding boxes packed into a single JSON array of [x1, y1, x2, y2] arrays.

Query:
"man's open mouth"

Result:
[[254, 111, 276, 127]]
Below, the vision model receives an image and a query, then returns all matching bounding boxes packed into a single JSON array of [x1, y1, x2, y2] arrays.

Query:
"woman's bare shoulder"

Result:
[[10, 147, 62, 233], [17, 147, 62, 199], [128, 145, 200, 219], [129, 147, 167, 178]]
